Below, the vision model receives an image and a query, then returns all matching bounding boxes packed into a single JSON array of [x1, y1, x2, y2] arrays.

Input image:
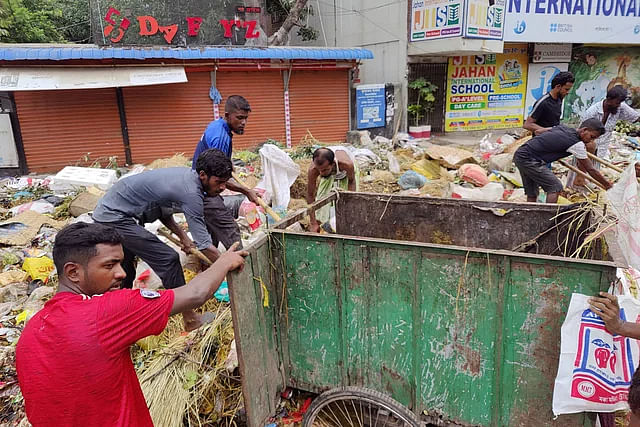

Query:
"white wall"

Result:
[[294, 0, 409, 86]]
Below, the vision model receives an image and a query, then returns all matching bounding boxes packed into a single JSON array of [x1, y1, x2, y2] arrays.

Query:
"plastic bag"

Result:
[[387, 152, 401, 174], [256, 144, 300, 209], [450, 182, 504, 201], [607, 162, 640, 271], [458, 164, 489, 187], [398, 170, 427, 190], [552, 293, 640, 415], [22, 256, 55, 282]]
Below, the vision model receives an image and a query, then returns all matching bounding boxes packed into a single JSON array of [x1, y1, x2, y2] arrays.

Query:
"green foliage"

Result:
[[267, 0, 318, 41], [408, 78, 438, 127], [0, 0, 90, 43]]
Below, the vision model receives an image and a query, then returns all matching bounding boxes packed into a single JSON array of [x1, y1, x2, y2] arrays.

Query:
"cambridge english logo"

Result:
[[514, 20, 526, 34]]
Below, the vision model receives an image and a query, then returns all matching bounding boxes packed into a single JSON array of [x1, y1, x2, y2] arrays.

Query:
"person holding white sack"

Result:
[[590, 292, 640, 426]]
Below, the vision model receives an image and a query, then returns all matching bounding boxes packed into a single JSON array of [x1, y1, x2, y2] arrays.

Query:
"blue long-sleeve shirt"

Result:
[[192, 119, 232, 168]]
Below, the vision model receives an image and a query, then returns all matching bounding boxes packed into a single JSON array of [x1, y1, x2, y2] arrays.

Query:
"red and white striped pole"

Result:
[[284, 90, 292, 148]]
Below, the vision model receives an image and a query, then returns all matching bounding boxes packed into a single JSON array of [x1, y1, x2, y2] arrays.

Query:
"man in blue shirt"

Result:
[[193, 95, 259, 249]]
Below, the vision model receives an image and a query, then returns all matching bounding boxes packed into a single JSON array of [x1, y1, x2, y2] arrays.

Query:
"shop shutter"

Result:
[[123, 72, 212, 165], [13, 89, 125, 173], [288, 70, 350, 145], [215, 70, 285, 150]]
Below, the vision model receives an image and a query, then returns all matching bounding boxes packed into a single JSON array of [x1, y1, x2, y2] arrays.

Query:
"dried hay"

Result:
[[134, 298, 241, 427], [147, 154, 192, 170], [290, 158, 313, 200]]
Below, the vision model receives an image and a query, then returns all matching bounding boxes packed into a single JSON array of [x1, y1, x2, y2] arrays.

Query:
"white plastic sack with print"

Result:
[[607, 162, 640, 271], [256, 144, 300, 210], [552, 293, 640, 415]]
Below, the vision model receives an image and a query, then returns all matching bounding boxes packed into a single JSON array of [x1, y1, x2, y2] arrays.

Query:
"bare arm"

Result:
[[523, 117, 551, 136], [576, 158, 613, 189], [307, 166, 320, 232], [160, 215, 194, 251], [225, 179, 260, 205], [344, 162, 356, 191], [171, 243, 247, 315], [590, 292, 640, 339]]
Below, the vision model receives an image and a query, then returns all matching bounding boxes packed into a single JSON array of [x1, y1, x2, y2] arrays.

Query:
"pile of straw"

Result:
[[133, 299, 242, 427]]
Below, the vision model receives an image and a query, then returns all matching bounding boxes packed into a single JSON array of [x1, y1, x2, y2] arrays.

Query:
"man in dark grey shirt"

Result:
[[93, 149, 233, 331]]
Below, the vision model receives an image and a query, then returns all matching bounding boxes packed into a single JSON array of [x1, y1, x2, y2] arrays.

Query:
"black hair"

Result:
[[312, 147, 334, 164], [195, 148, 233, 179], [607, 85, 628, 101], [551, 71, 575, 88], [225, 95, 251, 114], [579, 118, 606, 136], [53, 222, 122, 276], [630, 365, 640, 415]]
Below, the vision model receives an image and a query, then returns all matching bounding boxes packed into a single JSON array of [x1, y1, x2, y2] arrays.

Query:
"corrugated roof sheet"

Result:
[[0, 44, 373, 61]]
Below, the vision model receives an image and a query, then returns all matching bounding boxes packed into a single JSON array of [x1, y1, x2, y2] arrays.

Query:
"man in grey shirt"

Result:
[[93, 149, 233, 331]]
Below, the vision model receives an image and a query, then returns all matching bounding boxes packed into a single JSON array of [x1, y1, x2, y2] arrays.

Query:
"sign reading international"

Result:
[[410, 0, 463, 41]]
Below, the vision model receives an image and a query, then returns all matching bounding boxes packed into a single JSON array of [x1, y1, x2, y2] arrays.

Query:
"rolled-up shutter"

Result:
[[13, 89, 125, 173], [289, 70, 350, 145]]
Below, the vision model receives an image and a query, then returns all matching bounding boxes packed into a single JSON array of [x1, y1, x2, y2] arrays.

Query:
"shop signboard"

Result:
[[410, 0, 463, 41], [504, 0, 640, 43], [356, 84, 386, 129], [532, 43, 572, 63], [464, 0, 506, 39], [524, 63, 569, 118], [89, 0, 266, 46], [445, 44, 528, 131]]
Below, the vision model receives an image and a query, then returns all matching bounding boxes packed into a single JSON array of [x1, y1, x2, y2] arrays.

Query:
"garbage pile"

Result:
[[1, 127, 638, 426]]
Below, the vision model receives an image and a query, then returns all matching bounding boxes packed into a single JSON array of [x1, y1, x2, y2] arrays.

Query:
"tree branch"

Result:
[[268, 0, 309, 46]]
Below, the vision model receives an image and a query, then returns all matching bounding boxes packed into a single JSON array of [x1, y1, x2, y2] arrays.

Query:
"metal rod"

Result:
[[557, 159, 607, 190]]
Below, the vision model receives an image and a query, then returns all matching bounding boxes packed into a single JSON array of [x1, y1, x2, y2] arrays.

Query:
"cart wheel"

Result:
[[302, 386, 420, 427]]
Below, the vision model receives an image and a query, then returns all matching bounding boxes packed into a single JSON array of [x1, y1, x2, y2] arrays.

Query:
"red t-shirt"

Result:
[[16, 289, 175, 427]]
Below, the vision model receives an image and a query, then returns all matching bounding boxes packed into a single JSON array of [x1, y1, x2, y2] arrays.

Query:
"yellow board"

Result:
[[445, 44, 528, 132]]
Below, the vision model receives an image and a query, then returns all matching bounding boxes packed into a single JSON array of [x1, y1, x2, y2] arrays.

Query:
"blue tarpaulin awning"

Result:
[[0, 44, 374, 61]]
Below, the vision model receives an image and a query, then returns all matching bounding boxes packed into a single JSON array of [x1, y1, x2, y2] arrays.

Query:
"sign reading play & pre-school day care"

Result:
[[89, 0, 266, 46], [445, 44, 528, 131], [356, 84, 386, 129], [410, 0, 463, 41], [464, 0, 506, 39]]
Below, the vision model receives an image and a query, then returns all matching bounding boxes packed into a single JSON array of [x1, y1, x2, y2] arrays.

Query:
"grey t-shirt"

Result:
[[93, 168, 212, 250]]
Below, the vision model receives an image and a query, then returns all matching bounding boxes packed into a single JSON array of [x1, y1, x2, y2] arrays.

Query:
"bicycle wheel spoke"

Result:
[[350, 398, 363, 426]]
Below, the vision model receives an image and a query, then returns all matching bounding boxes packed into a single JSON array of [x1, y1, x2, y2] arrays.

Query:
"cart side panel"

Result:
[[340, 243, 420, 409], [272, 232, 615, 427], [335, 192, 590, 257], [414, 249, 503, 426], [500, 259, 610, 426], [228, 236, 283, 427], [272, 234, 343, 391]]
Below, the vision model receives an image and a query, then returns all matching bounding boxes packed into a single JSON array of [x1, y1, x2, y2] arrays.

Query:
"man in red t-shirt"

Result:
[[16, 222, 247, 426]]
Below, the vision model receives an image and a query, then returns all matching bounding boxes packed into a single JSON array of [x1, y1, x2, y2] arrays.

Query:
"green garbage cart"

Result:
[[228, 192, 618, 427]]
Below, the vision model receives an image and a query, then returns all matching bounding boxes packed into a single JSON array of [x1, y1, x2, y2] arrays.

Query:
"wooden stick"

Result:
[[557, 159, 607, 190], [586, 152, 624, 173], [158, 228, 212, 265], [231, 172, 282, 222]]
